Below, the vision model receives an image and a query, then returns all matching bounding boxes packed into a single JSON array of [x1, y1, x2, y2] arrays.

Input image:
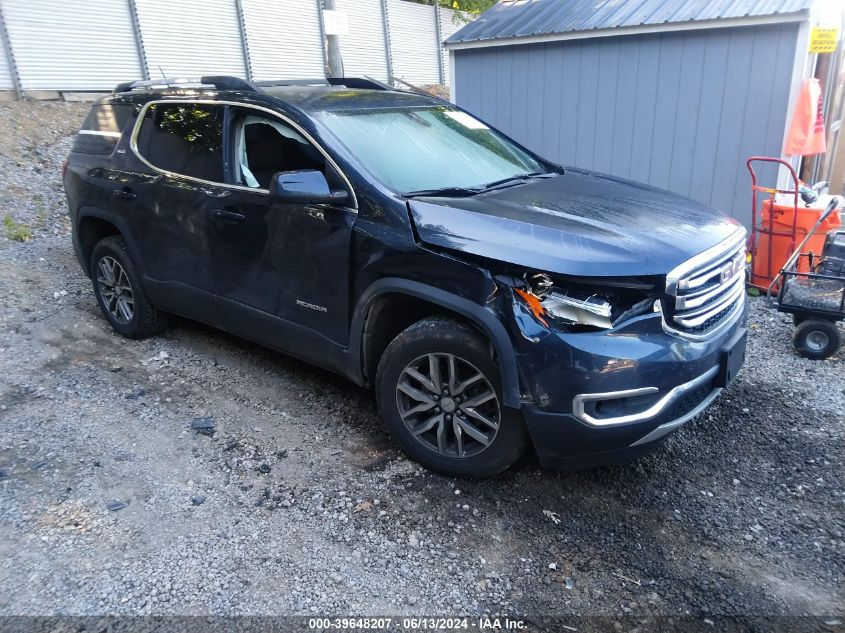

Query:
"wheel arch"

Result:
[[349, 278, 522, 408], [76, 209, 141, 277]]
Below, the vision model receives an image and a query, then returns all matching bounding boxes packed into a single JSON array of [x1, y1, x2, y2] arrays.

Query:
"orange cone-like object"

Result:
[[784, 78, 827, 156]]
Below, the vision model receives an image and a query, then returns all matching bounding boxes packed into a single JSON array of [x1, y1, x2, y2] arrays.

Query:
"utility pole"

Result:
[[323, 0, 344, 78]]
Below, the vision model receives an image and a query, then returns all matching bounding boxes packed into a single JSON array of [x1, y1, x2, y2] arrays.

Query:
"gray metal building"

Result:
[[0, 0, 465, 95], [446, 0, 840, 228]]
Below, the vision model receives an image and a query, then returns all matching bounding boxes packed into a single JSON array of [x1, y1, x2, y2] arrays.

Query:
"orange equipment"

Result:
[[783, 78, 827, 157], [747, 156, 842, 291]]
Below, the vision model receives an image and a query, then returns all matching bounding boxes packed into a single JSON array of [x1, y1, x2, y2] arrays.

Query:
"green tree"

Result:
[[408, 0, 497, 20], [438, 0, 496, 14]]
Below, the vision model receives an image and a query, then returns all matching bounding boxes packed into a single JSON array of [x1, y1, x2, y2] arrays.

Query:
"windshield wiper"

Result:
[[403, 172, 557, 199], [403, 186, 482, 199], [478, 171, 557, 192]]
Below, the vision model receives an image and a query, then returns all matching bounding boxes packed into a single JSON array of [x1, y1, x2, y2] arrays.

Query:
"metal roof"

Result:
[[446, 0, 814, 45]]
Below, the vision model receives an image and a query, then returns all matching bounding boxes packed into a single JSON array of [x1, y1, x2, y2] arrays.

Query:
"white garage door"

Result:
[[1, 0, 142, 91], [336, 0, 389, 82], [387, 0, 440, 86], [242, 0, 324, 80], [135, 0, 247, 79]]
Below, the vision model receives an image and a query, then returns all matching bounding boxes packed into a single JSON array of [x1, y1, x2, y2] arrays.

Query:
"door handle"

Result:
[[212, 209, 246, 224], [112, 187, 136, 201]]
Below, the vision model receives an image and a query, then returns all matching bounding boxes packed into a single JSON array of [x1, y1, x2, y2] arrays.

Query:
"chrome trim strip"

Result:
[[674, 277, 745, 327], [657, 291, 746, 342], [572, 365, 719, 427], [128, 98, 358, 211], [665, 229, 746, 294], [682, 244, 745, 291], [630, 387, 723, 446], [676, 265, 744, 310], [79, 130, 123, 138]]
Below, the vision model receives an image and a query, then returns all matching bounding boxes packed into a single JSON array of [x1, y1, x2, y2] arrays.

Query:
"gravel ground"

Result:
[[0, 102, 843, 623], [0, 101, 89, 240]]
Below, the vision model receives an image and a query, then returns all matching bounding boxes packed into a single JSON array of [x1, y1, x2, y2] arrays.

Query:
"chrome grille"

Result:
[[665, 230, 747, 336]]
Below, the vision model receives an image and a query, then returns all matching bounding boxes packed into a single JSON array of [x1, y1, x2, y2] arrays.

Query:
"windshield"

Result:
[[317, 106, 546, 194]]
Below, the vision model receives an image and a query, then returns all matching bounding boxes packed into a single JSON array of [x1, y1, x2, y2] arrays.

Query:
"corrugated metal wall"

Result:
[[243, 0, 324, 80], [0, 21, 13, 90], [1, 0, 142, 90], [337, 0, 390, 81], [453, 24, 799, 227], [0, 0, 463, 93], [439, 10, 464, 86], [388, 0, 441, 85], [134, 0, 248, 78]]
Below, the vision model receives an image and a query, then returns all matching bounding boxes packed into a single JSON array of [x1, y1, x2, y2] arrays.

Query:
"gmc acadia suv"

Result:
[[64, 76, 747, 477]]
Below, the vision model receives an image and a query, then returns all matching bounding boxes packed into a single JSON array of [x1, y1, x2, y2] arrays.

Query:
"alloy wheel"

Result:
[[96, 256, 134, 324], [395, 353, 500, 459]]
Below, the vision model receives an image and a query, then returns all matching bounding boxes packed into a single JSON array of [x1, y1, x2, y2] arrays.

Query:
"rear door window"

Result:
[[134, 103, 224, 182], [72, 104, 133, 155]]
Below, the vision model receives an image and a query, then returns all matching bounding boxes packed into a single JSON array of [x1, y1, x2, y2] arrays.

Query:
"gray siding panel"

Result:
[[453, 23, 798, 227], [576, 44, 599, 169], [593, 41, 619, 175], [541, 45, 563, 160], [610, 44, 638, 179], [648, 36, 682, 190], [668, 35, 706, 198]]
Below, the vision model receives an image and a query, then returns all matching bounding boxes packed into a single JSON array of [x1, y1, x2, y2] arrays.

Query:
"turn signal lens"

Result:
[[514, 287, 548, 327]]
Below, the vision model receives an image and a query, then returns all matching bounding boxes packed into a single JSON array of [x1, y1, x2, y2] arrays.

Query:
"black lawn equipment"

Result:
[[771, 197, 845, 360]]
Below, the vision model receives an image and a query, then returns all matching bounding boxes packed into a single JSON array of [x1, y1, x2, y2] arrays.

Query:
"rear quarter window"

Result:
[[133, 103, 224, 182], [71, 104, 133, 155]]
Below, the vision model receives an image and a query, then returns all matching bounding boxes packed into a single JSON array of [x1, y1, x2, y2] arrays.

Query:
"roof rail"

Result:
[[113, 75, 395, 94], [328, 77, 392, 91], [113, 75, 256, 93], [251, 78, 329, 88], [252, 77, 392, 91]]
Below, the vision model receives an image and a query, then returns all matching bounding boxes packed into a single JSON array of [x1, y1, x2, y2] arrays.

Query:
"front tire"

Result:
[[793, 319, 841, 360], [375, 317, 526, 477], [90, 236, 168, 339]]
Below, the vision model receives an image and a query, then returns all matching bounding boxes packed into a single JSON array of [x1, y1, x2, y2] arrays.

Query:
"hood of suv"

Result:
[[408, 168, 743, 278]]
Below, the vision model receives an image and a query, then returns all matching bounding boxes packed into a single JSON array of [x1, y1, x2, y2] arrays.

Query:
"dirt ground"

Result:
[[0, 101, 843, 626]]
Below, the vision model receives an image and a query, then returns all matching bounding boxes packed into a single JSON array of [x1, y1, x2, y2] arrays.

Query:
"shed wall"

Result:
[[453, 23, 799, 227]]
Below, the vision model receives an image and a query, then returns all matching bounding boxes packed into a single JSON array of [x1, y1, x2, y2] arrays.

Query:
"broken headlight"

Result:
[[541, 289, 614, 329], [513, 272, 655, 330]]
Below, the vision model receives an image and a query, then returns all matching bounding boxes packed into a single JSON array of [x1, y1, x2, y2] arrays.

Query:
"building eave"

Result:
[[444, 11, 810, 51]]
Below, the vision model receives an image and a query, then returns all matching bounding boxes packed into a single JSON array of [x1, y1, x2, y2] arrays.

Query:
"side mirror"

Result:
[[269, 169, 349, 205]]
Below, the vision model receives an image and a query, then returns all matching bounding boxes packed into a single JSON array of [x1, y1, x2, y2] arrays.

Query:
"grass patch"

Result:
[[3, 215, 33, 242]]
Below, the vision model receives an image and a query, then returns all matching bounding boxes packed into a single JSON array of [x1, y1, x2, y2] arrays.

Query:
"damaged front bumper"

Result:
[[511, 296, 748, 469]]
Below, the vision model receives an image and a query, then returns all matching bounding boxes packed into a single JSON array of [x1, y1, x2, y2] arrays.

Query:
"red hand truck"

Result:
[[746, 156, 800, 291]]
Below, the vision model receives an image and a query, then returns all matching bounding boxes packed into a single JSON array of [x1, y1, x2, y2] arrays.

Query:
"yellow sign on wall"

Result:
[[809, 27, 839, 53]]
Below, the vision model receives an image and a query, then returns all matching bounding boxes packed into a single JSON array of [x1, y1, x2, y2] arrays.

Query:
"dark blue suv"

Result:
[[63, 76, 747, 477]]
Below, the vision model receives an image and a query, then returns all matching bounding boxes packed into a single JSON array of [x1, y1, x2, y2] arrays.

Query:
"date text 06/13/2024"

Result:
[[307, 617, 528, 630]]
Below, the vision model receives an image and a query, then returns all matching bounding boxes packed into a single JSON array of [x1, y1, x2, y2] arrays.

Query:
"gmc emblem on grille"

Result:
[[721, 256, 742, 284]]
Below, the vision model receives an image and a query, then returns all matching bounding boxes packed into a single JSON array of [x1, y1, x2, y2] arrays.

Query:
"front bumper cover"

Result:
[[514, 298, 747, 469]]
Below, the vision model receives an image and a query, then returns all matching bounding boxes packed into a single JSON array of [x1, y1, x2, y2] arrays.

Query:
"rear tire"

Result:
[[375, 317, 526, 478], [793, 319, 841, 360], [90, 236, 168, 339]]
